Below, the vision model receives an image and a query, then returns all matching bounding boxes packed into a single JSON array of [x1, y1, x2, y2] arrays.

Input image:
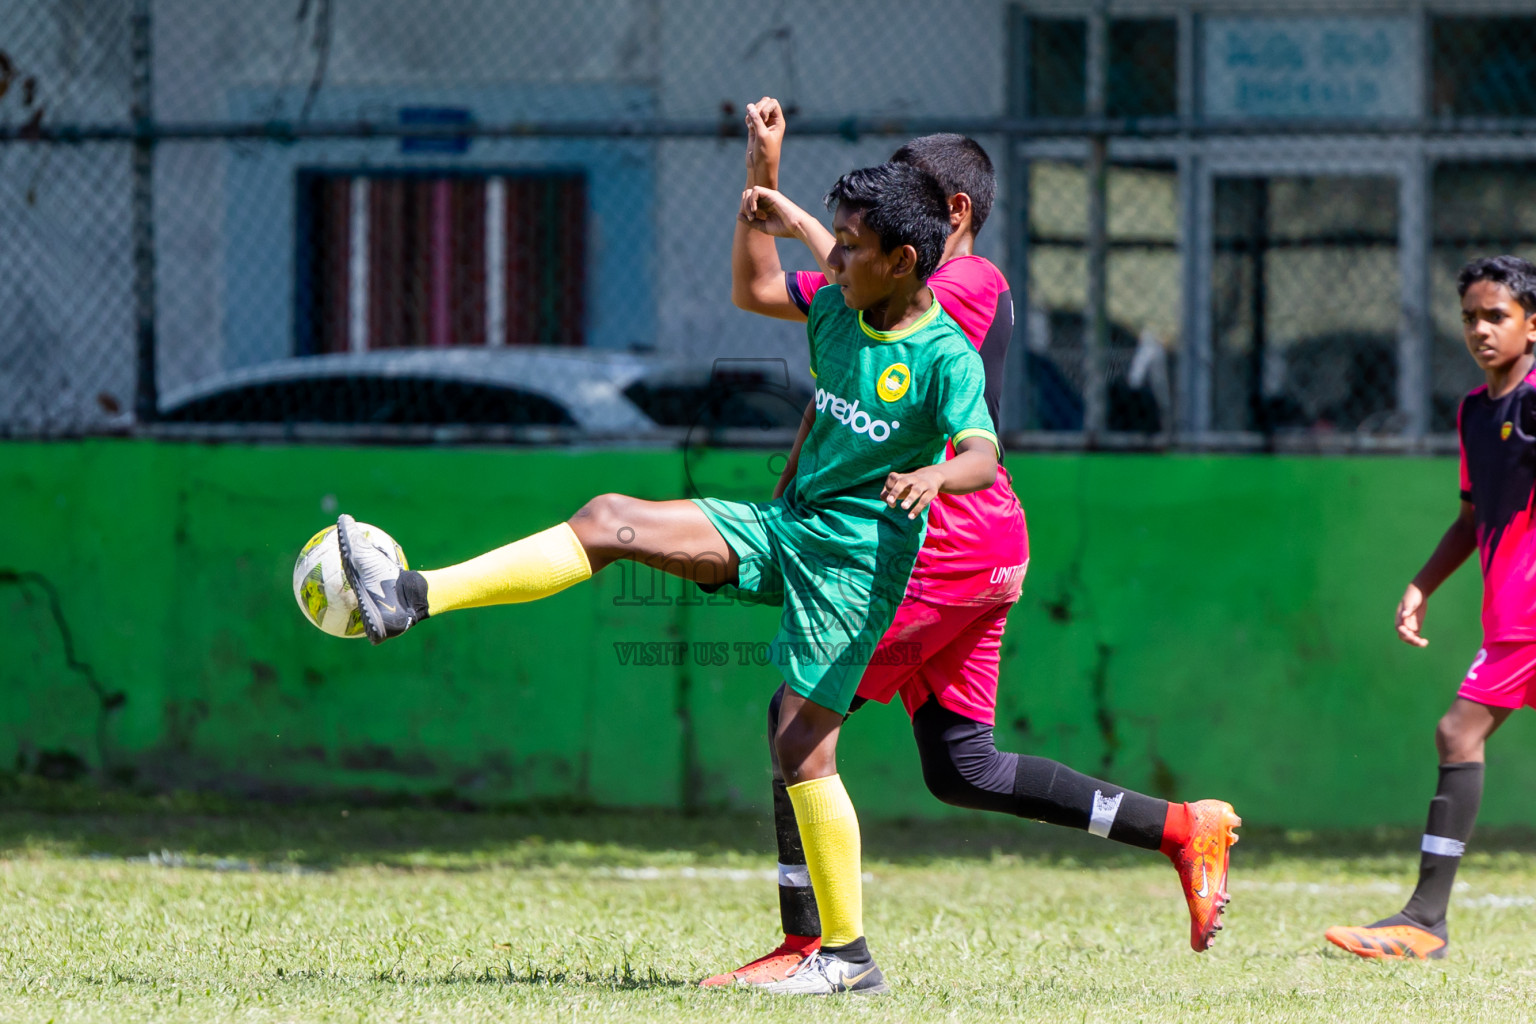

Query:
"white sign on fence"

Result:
[[1202, 15, 1421, 120]]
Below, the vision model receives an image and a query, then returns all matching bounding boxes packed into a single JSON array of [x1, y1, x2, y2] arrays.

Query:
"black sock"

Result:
[[821, 936, 871, 964], [1384, 761, 1484, 934], [1013, 754, 1169, 850], [911, 700, 1169, 850], [398, 570, 431, 620], [768, 685, 820, 939]]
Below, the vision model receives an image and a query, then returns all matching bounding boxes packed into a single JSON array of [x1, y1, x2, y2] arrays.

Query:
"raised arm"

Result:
[[732, 99, 803, 320], [750, 99, 836, 281], [746, 96, 783, 192], [732, 98, 838, 320]]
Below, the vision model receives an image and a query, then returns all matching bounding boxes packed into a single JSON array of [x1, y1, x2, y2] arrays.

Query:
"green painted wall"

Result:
[[2, 441, 1532, 827]]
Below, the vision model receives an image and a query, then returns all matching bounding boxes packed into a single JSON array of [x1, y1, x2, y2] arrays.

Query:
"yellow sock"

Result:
[[786, 774, 863, 947], [419, 523, 592, 615]]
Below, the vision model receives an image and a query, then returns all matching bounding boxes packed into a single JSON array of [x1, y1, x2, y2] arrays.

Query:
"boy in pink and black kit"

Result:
[[1328, 255, 1536, 961], [704, 97, 1242, 987]]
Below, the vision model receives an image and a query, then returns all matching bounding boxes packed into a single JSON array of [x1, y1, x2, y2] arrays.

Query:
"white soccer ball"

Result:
[[292, 522, 408, 638]]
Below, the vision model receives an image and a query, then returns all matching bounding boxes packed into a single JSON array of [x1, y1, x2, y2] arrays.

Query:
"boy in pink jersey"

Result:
[[702, 98, 1241, 987], [1327, 255, 1536, 961]]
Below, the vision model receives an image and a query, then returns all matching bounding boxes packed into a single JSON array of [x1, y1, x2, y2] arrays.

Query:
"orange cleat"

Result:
[[1167, 799, 1242, 951], [699, 938, 821, 988], [1324, 922, 1447, 960]]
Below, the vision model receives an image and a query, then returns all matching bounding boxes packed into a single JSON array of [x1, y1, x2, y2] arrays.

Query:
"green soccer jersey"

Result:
[[687, 286, 999, 713], [791, 285, 999, 524]]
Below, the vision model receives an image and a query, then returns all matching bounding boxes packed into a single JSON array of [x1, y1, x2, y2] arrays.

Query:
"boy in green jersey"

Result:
[[334, 161, 999, 995]]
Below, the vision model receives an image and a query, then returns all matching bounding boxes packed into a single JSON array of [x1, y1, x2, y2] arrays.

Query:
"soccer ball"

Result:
[[292, 522, 408, 638]]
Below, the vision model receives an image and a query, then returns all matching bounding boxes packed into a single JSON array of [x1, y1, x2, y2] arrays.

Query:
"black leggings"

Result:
[[764, 685, 1170, 938], [769, 684, 1168, 846]]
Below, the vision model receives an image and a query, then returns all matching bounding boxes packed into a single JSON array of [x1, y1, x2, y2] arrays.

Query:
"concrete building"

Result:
[[2, 0, 1533, 442]]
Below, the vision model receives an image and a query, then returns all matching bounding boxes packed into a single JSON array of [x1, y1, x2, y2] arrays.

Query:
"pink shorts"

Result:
[[855, 597, 1011, 725], [1457, 642, 1536, 710]]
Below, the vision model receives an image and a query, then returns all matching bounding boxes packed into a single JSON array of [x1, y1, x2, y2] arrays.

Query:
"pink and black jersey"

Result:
[[786, 256, 1029, 606], [1457, 367, 1536, 641]]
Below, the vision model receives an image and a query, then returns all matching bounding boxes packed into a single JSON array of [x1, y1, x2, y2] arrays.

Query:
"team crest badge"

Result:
[[1502, 421, 1513, 441], [876, 362, 911, 402]]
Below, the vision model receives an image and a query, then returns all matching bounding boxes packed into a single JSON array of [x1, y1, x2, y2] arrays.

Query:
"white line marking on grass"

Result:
[[1234, 880, 1476, 894], [1461, 894, 1536, 910], [1233, 881, 1408, 894], [97, 850, 318, 874], [601, 867, 875, 883], [1236, 880, 1532, 909]]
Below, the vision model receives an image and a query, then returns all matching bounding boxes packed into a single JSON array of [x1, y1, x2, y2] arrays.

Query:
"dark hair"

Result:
[[890, 133, 996, 236], [823, 162, 951, 280], [1458, 255, 1536, 315]]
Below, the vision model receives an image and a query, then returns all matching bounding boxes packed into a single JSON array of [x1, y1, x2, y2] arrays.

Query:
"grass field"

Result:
[[2, 786, 1535, 1023]]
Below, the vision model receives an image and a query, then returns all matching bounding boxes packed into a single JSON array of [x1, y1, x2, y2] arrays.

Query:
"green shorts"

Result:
[[692, 496, 918, 714]]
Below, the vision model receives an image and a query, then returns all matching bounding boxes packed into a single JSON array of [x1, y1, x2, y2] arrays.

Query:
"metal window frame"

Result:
[[291, 165, 589, 357], [1005, 2, 1536, 452]]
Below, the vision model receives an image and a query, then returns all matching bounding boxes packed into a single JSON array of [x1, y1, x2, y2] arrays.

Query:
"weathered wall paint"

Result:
[[2, 441, 1532, 827]]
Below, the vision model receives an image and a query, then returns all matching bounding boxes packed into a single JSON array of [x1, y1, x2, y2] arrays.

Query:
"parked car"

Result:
[[157, 348, 810, 440]]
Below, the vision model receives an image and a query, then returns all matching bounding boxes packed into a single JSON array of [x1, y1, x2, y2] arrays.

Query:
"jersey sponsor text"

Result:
[[814, 386, 900, 443], [988, 561, 1029, 585]]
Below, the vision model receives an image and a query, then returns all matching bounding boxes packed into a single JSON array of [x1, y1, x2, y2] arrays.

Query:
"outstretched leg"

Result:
[[890, 599, 1239, 951], [336, 496, 737, 643], [908, 698, 1240, 951], [1326, 695, 1510, 960], [913, 699, 1172, 843]]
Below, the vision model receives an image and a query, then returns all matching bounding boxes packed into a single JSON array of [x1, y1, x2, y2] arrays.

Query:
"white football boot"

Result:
[[760, 950, 889, 995], [335, 514, 417, 644]]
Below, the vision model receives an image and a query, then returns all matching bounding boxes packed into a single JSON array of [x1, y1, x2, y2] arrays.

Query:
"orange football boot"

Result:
[[699, 937, 820, 987], [1324, 922, 1447, 960], [1167, 799, 1242, 951]]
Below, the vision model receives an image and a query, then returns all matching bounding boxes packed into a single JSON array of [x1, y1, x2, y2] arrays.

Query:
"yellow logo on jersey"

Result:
[[1502, 421, 1513, 440], [876, 362, 911, 402]]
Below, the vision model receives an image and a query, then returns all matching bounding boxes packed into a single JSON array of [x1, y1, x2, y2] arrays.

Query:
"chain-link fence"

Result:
[[5, 1, 1536, 450]]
